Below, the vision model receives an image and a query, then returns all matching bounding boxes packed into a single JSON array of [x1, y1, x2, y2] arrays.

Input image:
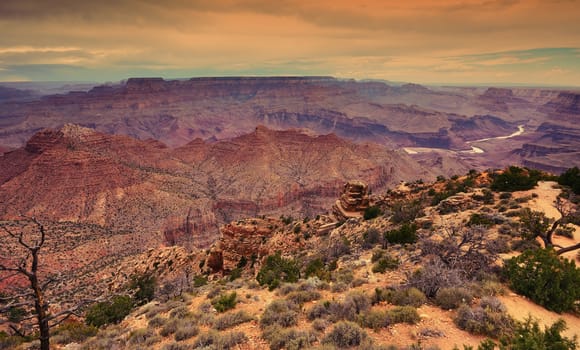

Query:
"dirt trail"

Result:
[[500, 293, 580, 340], [521, 181, 580, 262], [503, 181, 580, 339]]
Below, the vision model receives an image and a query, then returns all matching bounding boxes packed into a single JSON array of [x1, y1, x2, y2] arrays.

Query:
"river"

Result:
[[403, 124, 525, 155]]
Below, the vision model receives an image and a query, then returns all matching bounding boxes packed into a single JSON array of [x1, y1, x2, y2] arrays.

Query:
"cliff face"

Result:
[[0, 125, 431, 248], [543, 92, 580, 116]]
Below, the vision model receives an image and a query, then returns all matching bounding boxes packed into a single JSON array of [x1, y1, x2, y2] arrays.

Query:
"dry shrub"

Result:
[[454, 297, 513, 338], [174, 322, 199, 341], [147, 315, 167, 328], [285, 290, 321, 305], [387, 306, 420, 324], [262, 325, 317, 350], [386, 287, 426, 307], [435, 287, 473, 309], [193, 330, 247, 349], [213, 310, 253, 330], [128, 328, 156, 346], [260, 299, 299, 328], [322, 321, 367, 348]]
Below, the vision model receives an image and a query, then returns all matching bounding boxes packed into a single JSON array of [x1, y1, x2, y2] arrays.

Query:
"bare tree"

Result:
[[420, 223, 498, 276], [519, 198, 580, 255], [0, 219, 90, 350]]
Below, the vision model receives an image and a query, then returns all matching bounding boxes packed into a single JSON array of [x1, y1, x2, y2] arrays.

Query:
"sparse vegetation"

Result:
[[52, 321, 97, 345], [260, 299, 299, 328], [435, 287, 473, 310], [454, 297, 513, 338], [193, 330, 247, 349], [211, 291, 238, 313], [262, 325, 316, 350], [322, 321, 367, 348], [384, 287, 427, 307], [213, 310, 253, 330], [174, 322, 199, 341], [85, 295, 134, 328], [257, 252, 300, 290], [384, 222, 418, 244]]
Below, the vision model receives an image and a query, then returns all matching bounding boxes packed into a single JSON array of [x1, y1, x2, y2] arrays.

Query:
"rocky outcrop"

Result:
[[333, 180, 370, 219]]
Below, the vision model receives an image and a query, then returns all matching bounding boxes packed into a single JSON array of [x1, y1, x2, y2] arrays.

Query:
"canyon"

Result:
[[0, 77, 579, 336], [1, 77, 578, 174]]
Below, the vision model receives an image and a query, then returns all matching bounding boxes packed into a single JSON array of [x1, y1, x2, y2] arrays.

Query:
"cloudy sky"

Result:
[[1, 0, 579, 86]]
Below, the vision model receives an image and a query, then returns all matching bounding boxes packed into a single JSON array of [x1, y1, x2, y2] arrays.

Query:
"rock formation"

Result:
[[333, 180, 371, 219]]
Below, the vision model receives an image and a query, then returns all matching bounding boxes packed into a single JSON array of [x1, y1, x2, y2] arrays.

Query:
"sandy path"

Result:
[[522, 181, 580, 262], [525, 181, 562, 220], [500, 293, 580, 340], [503, 181, 580, 339]]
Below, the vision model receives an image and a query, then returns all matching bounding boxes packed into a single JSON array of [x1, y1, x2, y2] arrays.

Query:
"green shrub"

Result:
[[85, 295, 133, 327], [358, 309, 390, 330], [7, 307, 25, 323], [213, 310, 253, 330], [0, 333, 25, 350], [322, 321, 367, 348], [193, 274, 208, 287], [129, 273, 156, 305], [390, 199, 425, 224], [504, 248, 580, 313], [53, 320, 98, 344], [500, 316, 577, 350], [558, 167, 580, 195], [364, 206, 382, 220], [490, 166, 542, 192], [385, 287, 426, 307], [257, 252, 300, 290], [435, 287, 473, 310], [229, 267, 242, 281], [384, 223, 417, 244], [304, 258, 331, 281], [387, 306, 420, 324], [467, 213, 495, 228], [212, 292, 238, 313], [260, 300, 299, 328], [372, 255, 400, 273]]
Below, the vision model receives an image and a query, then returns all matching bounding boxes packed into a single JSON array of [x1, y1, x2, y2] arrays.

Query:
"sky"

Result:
[[1, 0, 579, 86]]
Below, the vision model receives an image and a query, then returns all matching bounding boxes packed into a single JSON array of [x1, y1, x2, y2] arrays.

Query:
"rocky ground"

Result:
[[3, 171, 577, 350]]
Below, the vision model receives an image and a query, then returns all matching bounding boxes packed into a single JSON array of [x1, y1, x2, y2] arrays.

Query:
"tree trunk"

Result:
[[30, 275, 50, 350]]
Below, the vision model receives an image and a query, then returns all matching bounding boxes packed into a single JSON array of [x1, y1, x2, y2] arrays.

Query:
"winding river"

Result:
[[404, 124, 525, 155]]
